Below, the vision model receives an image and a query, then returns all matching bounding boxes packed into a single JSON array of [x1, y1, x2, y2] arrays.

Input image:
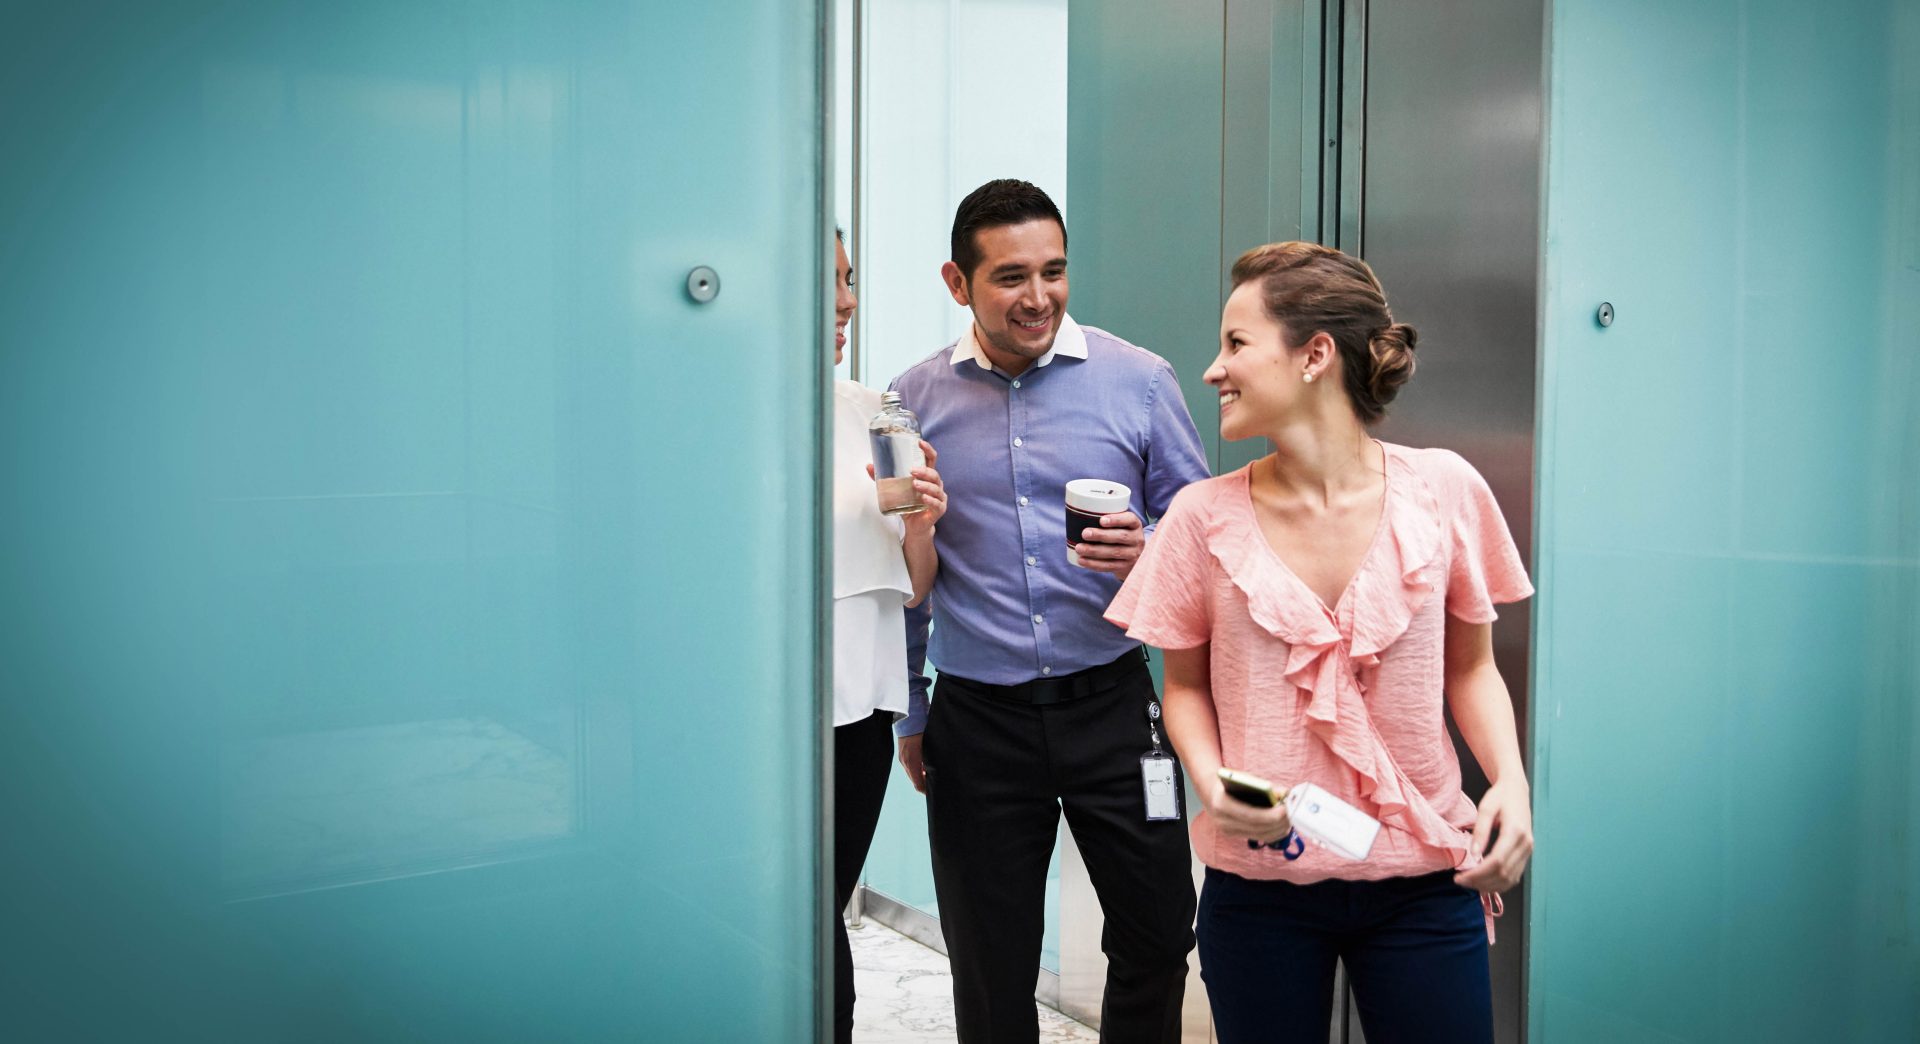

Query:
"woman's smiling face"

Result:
[[833, 236, 856, 366], [1207, 280, 1306, 442]]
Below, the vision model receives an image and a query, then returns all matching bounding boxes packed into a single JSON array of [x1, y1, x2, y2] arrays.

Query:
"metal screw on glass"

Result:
[[686, 266, 720, 304], [1596, 301, 1615, 327]]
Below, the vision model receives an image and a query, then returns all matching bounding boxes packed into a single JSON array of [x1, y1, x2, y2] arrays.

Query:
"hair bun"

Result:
[[1367, 322, 1418, 405]]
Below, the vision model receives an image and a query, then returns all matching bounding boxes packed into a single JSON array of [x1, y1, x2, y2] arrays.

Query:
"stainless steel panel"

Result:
[[1316, 0, 1342, 246], [1336, 0, 1369, 254], [1358, 0, 1544, 1040], [859, 886, 947, 955]]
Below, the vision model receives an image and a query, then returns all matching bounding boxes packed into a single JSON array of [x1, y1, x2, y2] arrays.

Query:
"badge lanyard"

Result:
[[1248, 831, 1306, 859], [1140, 699, 1180, 821]]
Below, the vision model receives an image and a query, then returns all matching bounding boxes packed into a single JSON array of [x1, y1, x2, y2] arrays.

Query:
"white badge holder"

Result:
[[1284, 782, 1382, 861], [1140, 697, 1181, 821]]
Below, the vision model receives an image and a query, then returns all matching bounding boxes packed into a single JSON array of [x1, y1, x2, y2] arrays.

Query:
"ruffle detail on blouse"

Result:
[[1204, 450, 1473, 867]]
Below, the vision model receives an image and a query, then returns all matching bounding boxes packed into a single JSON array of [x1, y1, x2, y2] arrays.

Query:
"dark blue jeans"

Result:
[[1197, 867, 1492, 1044]]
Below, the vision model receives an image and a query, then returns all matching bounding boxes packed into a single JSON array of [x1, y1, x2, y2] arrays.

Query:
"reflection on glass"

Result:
[[221, 713, 577, 896]]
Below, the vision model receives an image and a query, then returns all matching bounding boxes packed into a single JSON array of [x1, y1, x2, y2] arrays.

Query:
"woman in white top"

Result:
[[830, 230, 944, 1043]]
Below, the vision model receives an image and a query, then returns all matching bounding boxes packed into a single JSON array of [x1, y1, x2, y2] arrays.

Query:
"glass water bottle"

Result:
[[868, 391, 927, 516]]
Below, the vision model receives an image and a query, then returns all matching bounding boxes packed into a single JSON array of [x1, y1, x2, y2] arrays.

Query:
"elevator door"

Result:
[[0, 2, 831, 1040], [1352, 0, 1544, 1041], [1069, 1, 1542, 1040]]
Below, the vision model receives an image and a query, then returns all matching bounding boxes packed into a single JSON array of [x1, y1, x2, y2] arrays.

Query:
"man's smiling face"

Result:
[[947, 218, 1068, 374]]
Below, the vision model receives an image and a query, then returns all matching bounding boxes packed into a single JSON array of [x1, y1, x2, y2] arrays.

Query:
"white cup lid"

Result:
[[1065, 478, 1132, 514]]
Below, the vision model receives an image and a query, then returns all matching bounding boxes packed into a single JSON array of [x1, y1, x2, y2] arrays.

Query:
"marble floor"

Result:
[[848, 918, 1098, 1043]]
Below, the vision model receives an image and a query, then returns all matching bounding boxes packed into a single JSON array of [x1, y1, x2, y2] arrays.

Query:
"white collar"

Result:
[[950, 314, 1087, 372]]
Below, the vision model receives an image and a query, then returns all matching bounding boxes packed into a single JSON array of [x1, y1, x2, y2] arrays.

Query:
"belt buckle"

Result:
[[1027, 677, 1067, 706]]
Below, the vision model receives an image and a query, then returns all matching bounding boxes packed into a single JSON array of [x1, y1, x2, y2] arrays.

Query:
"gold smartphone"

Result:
[[1216, 767, 1284, 808]]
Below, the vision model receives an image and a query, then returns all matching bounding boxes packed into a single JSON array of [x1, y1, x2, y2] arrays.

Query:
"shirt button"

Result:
[[1018, 496, 1029, 507], [1032, 613, 1044, 624], [1012, 380, 1022, 389], [1042, 666, 1053, 675], [1013, 437, 1023, 447], [1025, 556, 1037, 567]]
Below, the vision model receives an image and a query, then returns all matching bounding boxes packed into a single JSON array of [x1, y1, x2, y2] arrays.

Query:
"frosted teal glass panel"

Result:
[[0, 2, 827, 1040], [1534, 0, 1918, 1039]]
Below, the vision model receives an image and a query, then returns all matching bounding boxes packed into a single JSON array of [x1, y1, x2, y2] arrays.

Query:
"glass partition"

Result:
[[1532, 0, 1919, 1037], [0, 2, 829, 1039]]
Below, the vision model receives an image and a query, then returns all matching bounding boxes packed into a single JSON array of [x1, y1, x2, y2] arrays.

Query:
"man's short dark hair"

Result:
[[950, 179, 1067, 281]]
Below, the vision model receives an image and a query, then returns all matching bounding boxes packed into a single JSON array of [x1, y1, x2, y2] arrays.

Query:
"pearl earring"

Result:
[[1302, 371, 1315, 383]]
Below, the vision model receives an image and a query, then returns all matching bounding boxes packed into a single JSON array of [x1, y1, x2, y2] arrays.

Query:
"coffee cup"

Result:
[[1064, 479, 1132, 567]]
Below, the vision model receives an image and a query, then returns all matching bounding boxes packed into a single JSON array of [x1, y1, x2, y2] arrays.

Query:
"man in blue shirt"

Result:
[[889, 180, 1211, 1043]]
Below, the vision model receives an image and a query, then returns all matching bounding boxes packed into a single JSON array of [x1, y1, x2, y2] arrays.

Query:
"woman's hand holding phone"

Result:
[[1207, 768, 1293, 845]]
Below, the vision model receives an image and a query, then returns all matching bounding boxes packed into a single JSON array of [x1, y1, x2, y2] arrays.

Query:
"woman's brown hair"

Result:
[[1229, 241, 1417, 425]]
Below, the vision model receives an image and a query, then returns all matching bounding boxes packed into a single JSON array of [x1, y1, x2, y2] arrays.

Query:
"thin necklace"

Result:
[[1261, 437, 1377, 497]]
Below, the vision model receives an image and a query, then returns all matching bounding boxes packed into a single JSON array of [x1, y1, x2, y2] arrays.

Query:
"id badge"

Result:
[[1140, 752, 1181, 821]]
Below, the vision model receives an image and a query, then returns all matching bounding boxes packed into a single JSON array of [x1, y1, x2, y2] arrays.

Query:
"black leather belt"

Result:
[[943, 647, 1148, 706]]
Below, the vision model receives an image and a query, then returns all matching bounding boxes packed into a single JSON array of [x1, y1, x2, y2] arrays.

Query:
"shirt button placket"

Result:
[[1012, 376, 1049, 679]]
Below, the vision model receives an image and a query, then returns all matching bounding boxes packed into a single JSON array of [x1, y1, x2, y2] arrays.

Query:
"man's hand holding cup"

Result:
[[1065, 479, 1144, 580]]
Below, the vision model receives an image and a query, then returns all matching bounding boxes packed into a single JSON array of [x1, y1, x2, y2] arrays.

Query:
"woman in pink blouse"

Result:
[[1106, 242, 1533, 1043]]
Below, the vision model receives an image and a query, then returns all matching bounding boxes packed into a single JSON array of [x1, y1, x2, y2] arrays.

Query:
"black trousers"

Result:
[[834, 711, 895, 1044], [924, 655, 1196, 1044]]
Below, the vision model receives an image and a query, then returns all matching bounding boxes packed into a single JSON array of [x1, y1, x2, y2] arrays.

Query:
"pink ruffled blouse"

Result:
[[1106, 444, 1532, 887]]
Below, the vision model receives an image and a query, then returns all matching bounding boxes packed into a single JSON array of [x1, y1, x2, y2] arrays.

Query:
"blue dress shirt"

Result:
[[889, 315, 1210, 736]]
